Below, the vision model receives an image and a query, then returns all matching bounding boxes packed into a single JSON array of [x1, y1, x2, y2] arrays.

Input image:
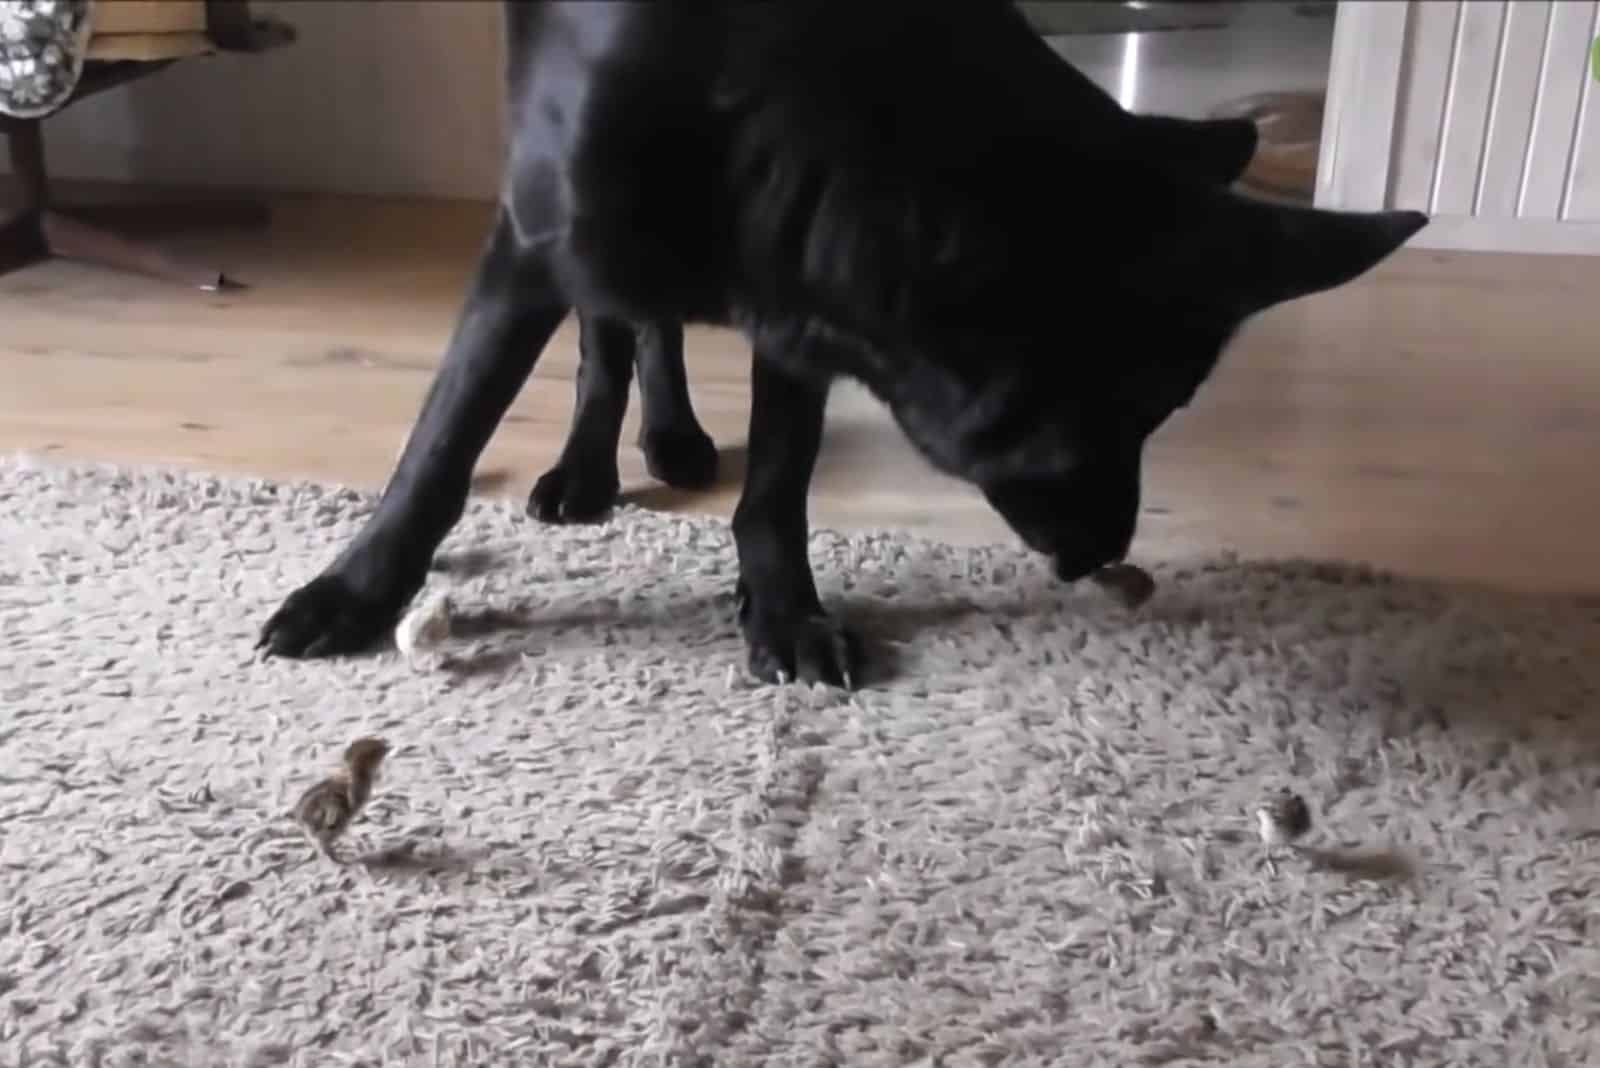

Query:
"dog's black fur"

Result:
[[259, 0, 1426, 687], [523, 28, 1266, 526]]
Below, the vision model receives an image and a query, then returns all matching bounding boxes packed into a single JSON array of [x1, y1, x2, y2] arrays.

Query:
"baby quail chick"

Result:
[[292, 736, 390, 861], [1091, 562, 1157, 609], [1255, 788, 1312, 848], [395, 590, 452, 665]]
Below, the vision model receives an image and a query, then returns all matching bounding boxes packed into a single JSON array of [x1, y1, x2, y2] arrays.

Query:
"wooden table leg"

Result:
[[6, 117, 257, 291], [0, 210, 48, 279], [40, 210, 247, 292]]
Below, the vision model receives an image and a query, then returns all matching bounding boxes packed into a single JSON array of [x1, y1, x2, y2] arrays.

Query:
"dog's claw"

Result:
[[526, 462, 621, 525], [742, 608, 862, 689], [258, 572, 408, 659]]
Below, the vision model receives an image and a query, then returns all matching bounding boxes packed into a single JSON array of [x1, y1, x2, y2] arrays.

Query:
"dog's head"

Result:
[[877, 187, 1427, 581], [718, 6, 1425, 583]]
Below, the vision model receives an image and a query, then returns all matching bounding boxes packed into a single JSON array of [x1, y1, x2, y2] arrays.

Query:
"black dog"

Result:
[[259, 0, 1426, 687], [522, 38, 1265, 526]]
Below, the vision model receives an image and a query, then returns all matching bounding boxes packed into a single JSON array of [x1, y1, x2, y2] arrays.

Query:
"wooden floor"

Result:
[[3, 191, 1599, 595]]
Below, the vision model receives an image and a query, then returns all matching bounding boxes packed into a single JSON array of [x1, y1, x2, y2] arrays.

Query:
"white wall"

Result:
[[1320, 0, 1600, 254], [16, 1, 506, 202], [1388, 0, 1600, 223]]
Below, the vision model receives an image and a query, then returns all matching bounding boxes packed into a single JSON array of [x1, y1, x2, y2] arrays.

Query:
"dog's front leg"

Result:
[[733, 355, 861, 688], [258, 211, 568, 657]]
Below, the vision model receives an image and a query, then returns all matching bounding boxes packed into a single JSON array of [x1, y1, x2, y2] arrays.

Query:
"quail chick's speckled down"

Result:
[[1091, 562, 1156, 609], [1255, 788, 1313, 847], [291, 737, 390, 860]]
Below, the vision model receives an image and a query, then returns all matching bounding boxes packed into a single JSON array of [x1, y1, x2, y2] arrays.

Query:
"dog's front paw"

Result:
[[257, 572, 410, 659], [526, 462, 620, 524], [740, 602, 862, 689], [641, 427, 719, 490]]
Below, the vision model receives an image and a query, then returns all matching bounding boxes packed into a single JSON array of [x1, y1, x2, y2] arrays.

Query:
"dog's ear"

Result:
[[1248, 200, 1427, 311], [1135, 115, 1259, 185], [1168, 194, 1428, 317]]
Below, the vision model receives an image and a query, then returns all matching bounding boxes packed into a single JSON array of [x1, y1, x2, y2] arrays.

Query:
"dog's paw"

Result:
[[257, 573, 408, 659], [526, 462, 620, 524], [641, 427, 719, 490], [741, 606, 863, 689]]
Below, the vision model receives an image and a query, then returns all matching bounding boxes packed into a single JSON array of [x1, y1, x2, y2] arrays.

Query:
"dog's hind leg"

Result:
[[526, 316, 719, 525], [527, 311, 636, 524], [733, 353, 860, 689], [258, 209, 568, 658], [635, 320, 718, 490]]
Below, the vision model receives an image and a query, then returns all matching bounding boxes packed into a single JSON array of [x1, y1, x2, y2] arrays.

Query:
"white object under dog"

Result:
[[394, 590, 452, 664]]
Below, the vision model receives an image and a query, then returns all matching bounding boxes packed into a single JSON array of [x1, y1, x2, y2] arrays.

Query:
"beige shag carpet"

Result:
[[4, 456, 1600, 1067]]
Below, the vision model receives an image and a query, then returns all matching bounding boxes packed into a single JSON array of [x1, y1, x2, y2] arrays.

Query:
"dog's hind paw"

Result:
[[641, 427, 719, 490], [526, 462, 621, 525], [257, 573, 408, 659], [741, 607, 862, 689]]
